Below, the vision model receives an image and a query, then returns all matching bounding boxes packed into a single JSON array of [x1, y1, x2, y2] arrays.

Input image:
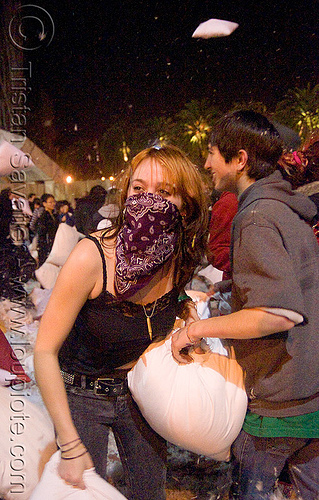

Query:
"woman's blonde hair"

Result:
[[103, 145, 209, 291]]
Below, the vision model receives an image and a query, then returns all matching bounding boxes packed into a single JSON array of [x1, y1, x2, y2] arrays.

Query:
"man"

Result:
[[172, 110, 319, 499]]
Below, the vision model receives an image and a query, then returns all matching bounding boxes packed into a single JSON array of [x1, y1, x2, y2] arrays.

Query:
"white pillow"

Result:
[[46, 223, 80, 267], [128, 337, 247, 461], [30, 451, 127, 500], [0, 386, 55, 500], [192, 18, 239, 39], [35, 262, 61, 289]]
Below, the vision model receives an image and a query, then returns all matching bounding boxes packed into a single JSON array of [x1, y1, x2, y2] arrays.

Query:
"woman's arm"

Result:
[[34, 238, 102, 487], [171, 308, 295, 364]]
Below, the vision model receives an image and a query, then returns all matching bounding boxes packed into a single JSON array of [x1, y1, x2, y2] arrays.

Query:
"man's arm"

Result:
[[171, 308, 295, 363]]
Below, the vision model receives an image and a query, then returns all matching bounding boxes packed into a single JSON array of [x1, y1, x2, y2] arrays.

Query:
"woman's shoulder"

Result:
[[61, 237, 103, 279]]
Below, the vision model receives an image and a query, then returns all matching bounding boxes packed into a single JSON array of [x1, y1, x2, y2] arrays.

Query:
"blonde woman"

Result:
[[34, 145, 208, 499]]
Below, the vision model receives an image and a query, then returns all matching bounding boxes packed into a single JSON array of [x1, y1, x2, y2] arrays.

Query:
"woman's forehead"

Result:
[[132, 159, 169, 181]]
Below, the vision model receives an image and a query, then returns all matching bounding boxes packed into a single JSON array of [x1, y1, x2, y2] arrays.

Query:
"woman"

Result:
[[36, 193, 58, 266], [34, 145, 208, 499]]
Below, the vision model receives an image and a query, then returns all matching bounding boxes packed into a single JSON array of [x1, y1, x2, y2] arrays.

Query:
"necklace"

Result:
[[142, 299, 158, 341]]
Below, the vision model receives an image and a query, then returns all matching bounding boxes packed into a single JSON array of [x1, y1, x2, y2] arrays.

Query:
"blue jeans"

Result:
[[66, 386, 166, 500], [230, 429, 319, 500]]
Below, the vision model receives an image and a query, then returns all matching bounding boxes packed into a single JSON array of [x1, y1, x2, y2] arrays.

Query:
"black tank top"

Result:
[[58, 235, 178, 376]]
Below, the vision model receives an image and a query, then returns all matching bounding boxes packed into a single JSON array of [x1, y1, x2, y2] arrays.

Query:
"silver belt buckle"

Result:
[[93, 377, 113, 395]]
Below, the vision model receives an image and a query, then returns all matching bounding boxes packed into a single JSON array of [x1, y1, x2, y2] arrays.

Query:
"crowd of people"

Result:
[[0, 185, 121, 272], [1, 110, 319, 499]]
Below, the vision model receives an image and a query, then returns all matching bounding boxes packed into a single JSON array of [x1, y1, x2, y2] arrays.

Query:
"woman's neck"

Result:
[[130, 261, 174, 305]]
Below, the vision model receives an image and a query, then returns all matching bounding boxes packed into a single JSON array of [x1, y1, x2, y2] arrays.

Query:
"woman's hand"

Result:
[[171, 322, 201, 364], [58, 446, 94, 490]]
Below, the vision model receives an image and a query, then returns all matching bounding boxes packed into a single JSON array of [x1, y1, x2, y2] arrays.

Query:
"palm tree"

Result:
[[143, 116, 175, 148], [274, 84, 319, 140], [174, 99, 220, 163]]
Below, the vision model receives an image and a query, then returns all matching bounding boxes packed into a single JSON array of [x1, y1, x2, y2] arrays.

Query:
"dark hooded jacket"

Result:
[[229, 170, 319, 417]]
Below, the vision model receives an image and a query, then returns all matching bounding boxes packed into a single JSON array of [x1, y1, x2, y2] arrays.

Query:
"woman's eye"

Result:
[[158, 189, 170, 197], [133, 185, 143, 191]]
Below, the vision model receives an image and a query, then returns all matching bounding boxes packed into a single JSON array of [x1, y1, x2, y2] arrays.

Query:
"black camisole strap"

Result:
[[86, 235, 107, 291]]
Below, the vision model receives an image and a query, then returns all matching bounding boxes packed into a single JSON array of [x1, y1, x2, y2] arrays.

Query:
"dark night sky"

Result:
[[14, 0, 319, 141]]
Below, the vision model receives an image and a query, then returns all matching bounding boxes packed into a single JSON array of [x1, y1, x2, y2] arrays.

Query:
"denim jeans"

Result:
[[230, 429, 319, 500], [66, 385, 166, 500]]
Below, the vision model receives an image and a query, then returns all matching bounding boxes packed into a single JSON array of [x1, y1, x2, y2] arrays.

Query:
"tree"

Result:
[[142, 116, 175, 148], [274, 84, 319, 140], [173, 99, 220, 164]]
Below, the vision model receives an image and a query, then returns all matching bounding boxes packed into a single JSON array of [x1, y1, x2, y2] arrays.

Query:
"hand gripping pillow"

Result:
[[30, 451, 127, 500], [128, 337, 247, 461]]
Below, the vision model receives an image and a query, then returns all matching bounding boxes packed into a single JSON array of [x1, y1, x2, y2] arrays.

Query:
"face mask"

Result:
[[115, 192, 182, 299]]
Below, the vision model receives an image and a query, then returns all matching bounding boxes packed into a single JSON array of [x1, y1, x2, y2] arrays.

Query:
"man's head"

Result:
[[205, 110, 283, 193]]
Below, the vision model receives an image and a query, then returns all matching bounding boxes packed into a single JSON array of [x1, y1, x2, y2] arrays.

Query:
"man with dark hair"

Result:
[[172, 110, 319, 499]]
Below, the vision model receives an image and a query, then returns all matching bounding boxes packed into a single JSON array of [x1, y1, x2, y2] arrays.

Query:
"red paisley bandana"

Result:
[[115, 193, 182, 299]]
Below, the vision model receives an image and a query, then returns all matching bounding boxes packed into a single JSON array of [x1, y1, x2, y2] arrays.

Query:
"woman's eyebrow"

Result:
[[130, 178, 145, 183], [156, 181, 174, 188]]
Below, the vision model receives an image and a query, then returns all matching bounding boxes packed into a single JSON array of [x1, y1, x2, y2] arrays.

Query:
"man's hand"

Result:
[[171, 323, 201, 364]]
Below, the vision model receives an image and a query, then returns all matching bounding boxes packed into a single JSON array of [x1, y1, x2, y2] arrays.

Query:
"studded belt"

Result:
[[61, 370, 128, 397]]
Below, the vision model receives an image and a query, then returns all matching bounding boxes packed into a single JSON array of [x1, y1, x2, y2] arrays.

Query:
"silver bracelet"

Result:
[[60, 449, 88, 461], [185, 324, 196, 345]]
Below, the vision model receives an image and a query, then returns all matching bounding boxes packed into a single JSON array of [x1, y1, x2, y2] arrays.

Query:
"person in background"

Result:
[[278, 134, 319, 243], [29, 196, 44, 235], [34, 145, 208, 499], [56, 200, 75, 227], [28, 192, 36, 212], [36, 194, 58, 266], [93, 187, 120, 230], [207, 191, 238, 281], [172, 110, 319, 500], [33, 197, 41, 211], [74, 185, 107, 235]]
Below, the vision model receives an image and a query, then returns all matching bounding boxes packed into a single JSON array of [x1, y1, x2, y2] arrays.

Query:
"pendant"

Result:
[[146, 317, 153, 341]]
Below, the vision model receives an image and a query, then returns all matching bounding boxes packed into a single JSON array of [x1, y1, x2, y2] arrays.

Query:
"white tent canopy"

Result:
[[0, 129, 66, 183]]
